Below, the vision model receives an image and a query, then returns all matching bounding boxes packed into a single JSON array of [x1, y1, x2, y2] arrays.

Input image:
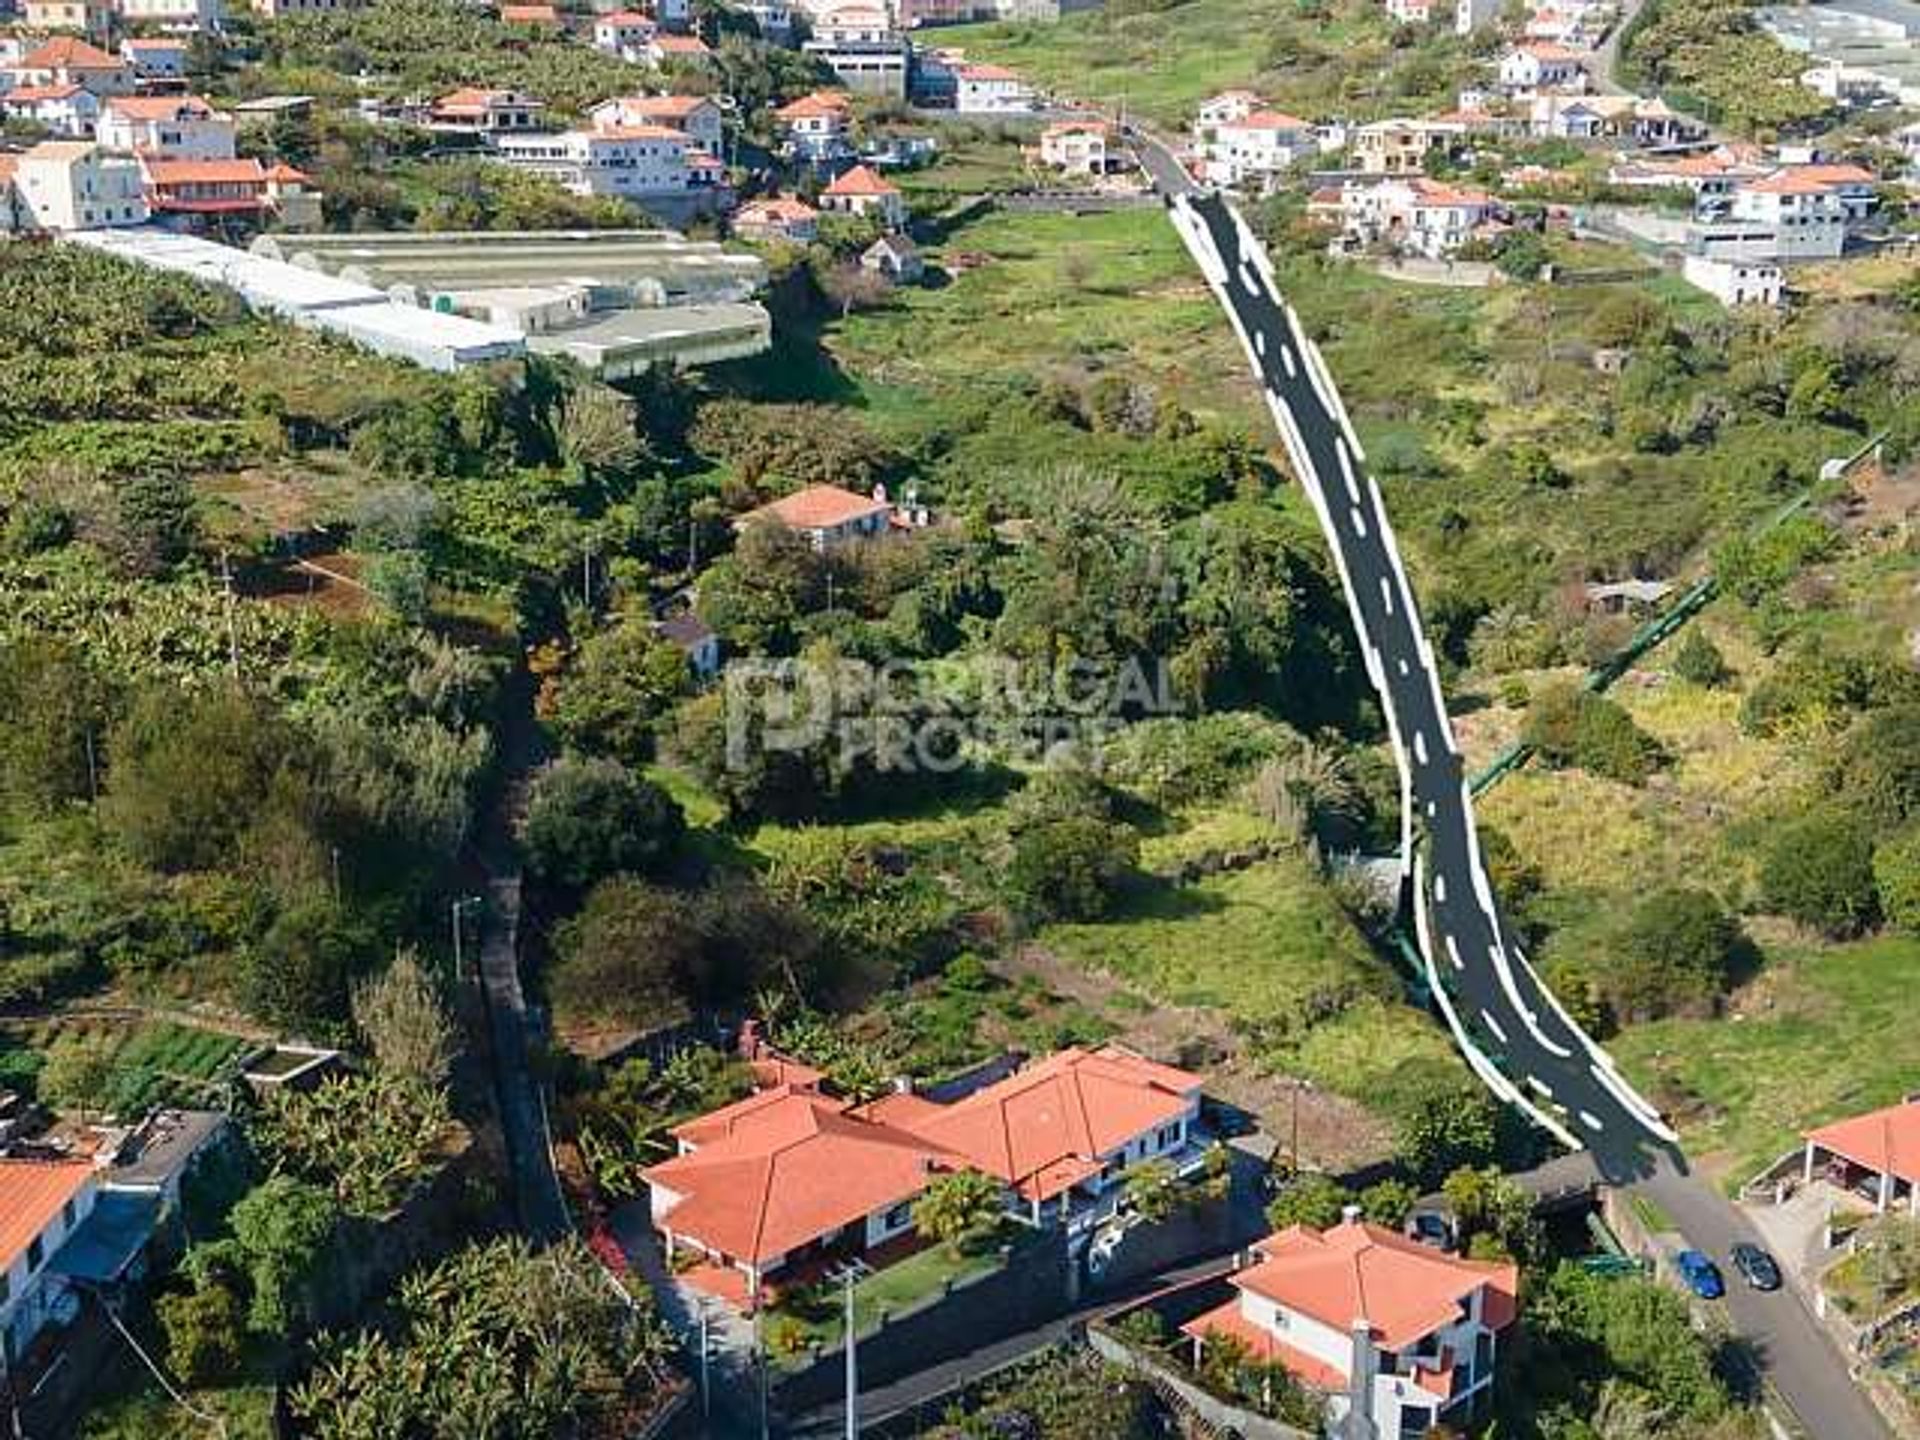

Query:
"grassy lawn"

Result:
[[1611, 933, 1920, 1183], [768, 1226, 1018, 1354]]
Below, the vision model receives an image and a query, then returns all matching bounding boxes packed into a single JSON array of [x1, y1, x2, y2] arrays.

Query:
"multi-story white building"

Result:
[[1725, 168, 1849, 259], [590, 94, 725, 156], [1183, 1217, 1519, 1440], [1196, 105, 1315, 188], [774, 89, 853, 160], [98, 94, 236, 159], [803, 6, 909, 99], [0, 83, 104, 137], [2, 139, 148, 229], [1497, 41, 1588, 94], [116, 0, 224, 32], [592, 9, 657, 61], [493, 125, 713, 200], [1341, 175, 1495, 257]]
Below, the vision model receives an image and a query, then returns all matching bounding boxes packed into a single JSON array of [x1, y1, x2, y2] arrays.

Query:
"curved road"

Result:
[[1130, 135, 1890, 1438]]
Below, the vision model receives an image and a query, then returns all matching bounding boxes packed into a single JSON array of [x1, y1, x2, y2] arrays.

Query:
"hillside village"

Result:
[[5, 0, 1920, 1436]]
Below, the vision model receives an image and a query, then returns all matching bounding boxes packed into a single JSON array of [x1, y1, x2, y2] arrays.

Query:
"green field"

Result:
[[22, 1017, 248, 1116], [1035, 856, 1458, 1108], [936, 0, 1471, 126], [1612, 932, 1920, 1183]]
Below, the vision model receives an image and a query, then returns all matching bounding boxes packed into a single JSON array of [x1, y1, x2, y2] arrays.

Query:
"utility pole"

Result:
[[218, 550, 240, 681], [843, 1267, 858, 1440]]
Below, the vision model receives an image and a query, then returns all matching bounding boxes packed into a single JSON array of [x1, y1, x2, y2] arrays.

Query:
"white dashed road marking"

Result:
[[1481, 1010, 1509, 1046], [1580, 1110, 1604, 1133]]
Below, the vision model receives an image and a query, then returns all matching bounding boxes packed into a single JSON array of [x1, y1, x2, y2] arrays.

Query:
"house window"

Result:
[[25, 1238, 43, 1273], [1155, 1124, 1181, 1150], [60, 1199, 75, 1229], [883, 1201, 911, 1231]]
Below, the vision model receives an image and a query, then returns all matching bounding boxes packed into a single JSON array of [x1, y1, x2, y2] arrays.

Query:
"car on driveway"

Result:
[[1675, 1248, 1725, 1300], [1732, 1242, 1782, 1292]]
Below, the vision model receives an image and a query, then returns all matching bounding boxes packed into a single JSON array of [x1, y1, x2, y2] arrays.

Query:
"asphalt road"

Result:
[[1127, 131, 1891, 1439]]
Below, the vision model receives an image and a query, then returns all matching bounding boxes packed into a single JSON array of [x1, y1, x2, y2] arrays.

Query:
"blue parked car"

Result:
[[1675, 1249, 1725, 1300]]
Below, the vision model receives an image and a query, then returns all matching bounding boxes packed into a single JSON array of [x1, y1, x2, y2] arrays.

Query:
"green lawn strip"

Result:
[[770, 1225, 1018, 1353], [1611, 934, 1920, 1182]]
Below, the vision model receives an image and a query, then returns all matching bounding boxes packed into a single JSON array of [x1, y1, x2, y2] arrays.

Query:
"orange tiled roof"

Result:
[[22, 36, 123, 70], [1230, 108, 1309, 130], [1797, 162, 1875, 186], [1744, 168, 1841, 196], [611, 93, 712, 118], [644, 1090, 962, 1265], [747, 483, 890, 529], [0, 1160, 92, 1275], [105, 94, 215, 120], [1408, 176, 1492, 206], [652, 33, 710, 51], [1181, 1297, 1349, 1390], [1231, 1220, 1518, 1352], [142, 157, 270, 184], [3, 84, 85, 103], [500, 3, 560, 19], [823, 162, 898, 196], [599, 7, 653, 20], [1807, 1098, 1920, 1184], [777, 90, 852, 120], [435, 86, 536, 112], [900, 1046, 1201, 1201], [736, 195, 821, 224], [957, 62, 1018, 81]]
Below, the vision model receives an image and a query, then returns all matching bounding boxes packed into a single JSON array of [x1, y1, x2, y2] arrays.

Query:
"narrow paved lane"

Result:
[[1128, 133, 1890, 1439]]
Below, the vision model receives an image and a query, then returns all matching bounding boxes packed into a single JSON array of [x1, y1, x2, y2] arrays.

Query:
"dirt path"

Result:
[[997, 943, 1394, 1174]]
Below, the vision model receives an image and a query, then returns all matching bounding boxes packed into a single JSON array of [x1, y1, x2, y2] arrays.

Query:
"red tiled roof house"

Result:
[[645, 1044, 1207, 1305], [1183, 1217, 1518, 1438]]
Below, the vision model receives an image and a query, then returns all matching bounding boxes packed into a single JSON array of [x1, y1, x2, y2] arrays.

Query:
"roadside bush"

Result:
[[157, 1280, 246, 1386], [1522, 683, 1664, 785], [1759, 807, 1878, 937]]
